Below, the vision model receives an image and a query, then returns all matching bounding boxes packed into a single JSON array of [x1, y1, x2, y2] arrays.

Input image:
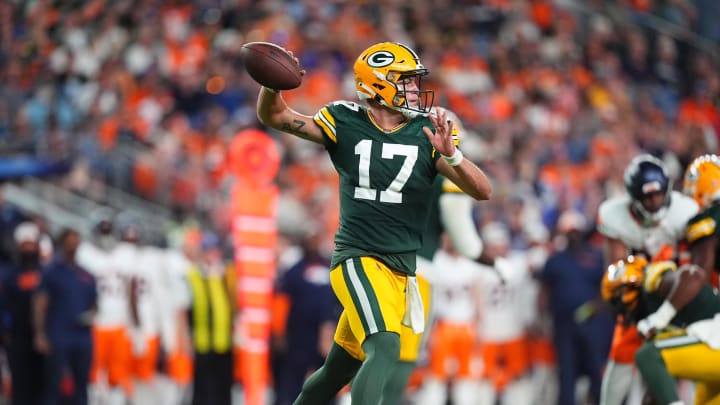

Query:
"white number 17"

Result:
[[354, 140, 418, 204]]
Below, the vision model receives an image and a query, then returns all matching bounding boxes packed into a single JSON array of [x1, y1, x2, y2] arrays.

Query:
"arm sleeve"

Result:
[[439, 192, 483, 259]]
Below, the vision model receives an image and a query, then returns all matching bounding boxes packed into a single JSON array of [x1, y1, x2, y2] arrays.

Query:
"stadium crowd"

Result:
[[1, 0, 720, 404]]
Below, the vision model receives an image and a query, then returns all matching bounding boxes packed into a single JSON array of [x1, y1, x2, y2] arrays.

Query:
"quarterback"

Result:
[[256, 41, 492, 405]]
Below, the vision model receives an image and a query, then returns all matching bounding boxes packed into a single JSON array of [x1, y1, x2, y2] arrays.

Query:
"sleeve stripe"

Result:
[[643, 262, 673, 293], [321, 108, 336, 127], [687, 218, 716, 242], [313, 108, 337, 143]]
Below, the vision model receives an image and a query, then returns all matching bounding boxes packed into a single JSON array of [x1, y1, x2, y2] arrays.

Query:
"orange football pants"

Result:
[[609, 321, 643, 363], [91, 327, 133, 394], [131, 336, 160, 382], [479, 337, 530, 391], [428, 322, 476, 379], [166, 351, 193, 386], [528, 336, 556, 366]]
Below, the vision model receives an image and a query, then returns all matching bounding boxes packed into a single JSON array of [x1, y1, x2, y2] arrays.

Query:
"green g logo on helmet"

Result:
[[367, 51, 395, 68]]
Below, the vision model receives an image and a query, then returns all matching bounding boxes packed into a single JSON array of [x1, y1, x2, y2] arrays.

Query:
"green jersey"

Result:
[[641, 261, 720, 327], [685, 202, 720, 272], [643, 285, 720, 327], [313, 101, 442, 275]]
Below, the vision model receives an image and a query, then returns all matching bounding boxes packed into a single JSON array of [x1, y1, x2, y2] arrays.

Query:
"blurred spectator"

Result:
[[34, 228, 96, 405], [538, 211, 613, 405], [182, 232, 235, 405], [271, 228, 338, 405], [3, 222, 45, 405], [0, 190, 27, 263]]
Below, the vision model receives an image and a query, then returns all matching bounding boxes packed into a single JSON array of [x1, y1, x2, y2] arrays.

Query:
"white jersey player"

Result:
[[418, 234, 483, 405], [474, 222, 534, 405], [597, 154, 699, 405], [127, 244, 171, 404], [76, 222, 133, 405], [160, 245, 194, 404]]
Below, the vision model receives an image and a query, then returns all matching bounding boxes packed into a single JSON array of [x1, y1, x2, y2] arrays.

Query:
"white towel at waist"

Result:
[[402, 276, 425, 334]]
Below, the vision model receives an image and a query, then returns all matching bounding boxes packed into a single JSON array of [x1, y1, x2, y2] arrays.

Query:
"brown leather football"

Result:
[[240, 42, 302, 90]]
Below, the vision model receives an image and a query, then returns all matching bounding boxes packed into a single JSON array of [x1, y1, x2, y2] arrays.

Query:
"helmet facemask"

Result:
[[624, 154, 672, 226], [387, 70, 434, 116], [630, 189, 671, 227]]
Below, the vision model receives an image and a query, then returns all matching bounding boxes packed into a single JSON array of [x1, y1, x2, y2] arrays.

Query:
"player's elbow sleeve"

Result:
[[439, 193, 483, 259]]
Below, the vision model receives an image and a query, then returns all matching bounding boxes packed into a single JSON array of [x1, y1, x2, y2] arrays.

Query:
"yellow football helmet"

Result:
[[601, 255, 647, 319], [354, 42, 434, 117], [683, 154, 720, 210]]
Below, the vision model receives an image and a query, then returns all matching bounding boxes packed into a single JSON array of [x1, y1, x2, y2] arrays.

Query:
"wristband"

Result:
[[264, 87, 277, 94], [652, 300, 677, 329], [442, 149, 464, 166]]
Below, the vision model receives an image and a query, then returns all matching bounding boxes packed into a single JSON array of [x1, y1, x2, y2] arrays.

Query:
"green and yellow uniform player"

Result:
[[256, 42, 493, 405], [604, 255, 720, 405], [633, 154, 720, 405]]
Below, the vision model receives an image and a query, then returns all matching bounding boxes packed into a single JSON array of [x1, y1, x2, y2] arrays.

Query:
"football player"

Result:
[[474, 222, 535, 405], [677, 154, 720, 307], [256, 41, 493, 405], [415, 232, 483, 405], [161, 240, 196, 404], [602, 257, 720, 404], [129, 240, 170, 403], [597, 154, 699, 405], [76, 213, 133, 405]]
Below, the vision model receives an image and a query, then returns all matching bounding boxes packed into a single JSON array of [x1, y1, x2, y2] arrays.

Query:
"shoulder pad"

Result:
[[313, 101, 365, 143], [597, 197, 629, 239]]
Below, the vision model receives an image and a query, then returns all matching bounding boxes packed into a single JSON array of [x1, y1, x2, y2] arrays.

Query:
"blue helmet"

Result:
[[623, 154, 671, 225]]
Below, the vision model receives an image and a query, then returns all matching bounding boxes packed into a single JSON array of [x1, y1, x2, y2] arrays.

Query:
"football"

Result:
[[240, 42, 303, 90]]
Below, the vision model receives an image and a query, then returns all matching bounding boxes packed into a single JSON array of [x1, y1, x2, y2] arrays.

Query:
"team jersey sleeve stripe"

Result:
[[313, 108, 337, 143], [686, 218, 716, 243], [643, 262, 674, 293]]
